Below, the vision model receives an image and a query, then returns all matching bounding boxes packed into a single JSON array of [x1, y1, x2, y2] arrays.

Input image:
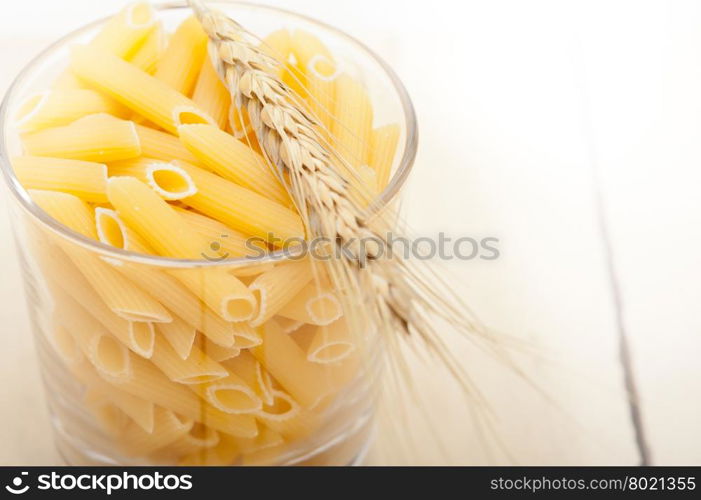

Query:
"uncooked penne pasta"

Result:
[[30, 190, 171, 325], [49, 324, 83, 366], [119, 407, 193, 457], [116, 264, 236, 348], [249, 260, 312, 326], [126, 22, 166, 74], [107, 177, 256, 322], [192, 56, 231, 129], [175, 160, 305, 243], [332, 74, 373, 168], [154, 16, 208, 96], [12, 156, 108, 203], [155, 423, 220, 460], [35, 243, 158, 358], [223, 352, 272, 405], [296, 319, 356, 364], [90, 1, 158, 59], [14, 89, 127, 132], [22, 113, 141, 162], [275, 316, 304, 334], [258, 29, 291, 66], [370, 123, 400, 190], [152, 335, 227, 385], [234, 426, 284, 455], [198, 336, 241, 362], [156, 316, 197, 361], [133, 124, 200, 164], [109, 157, 197, 200], [72, 361, 155, 433], [56, 294, 132, 381], [277, 282, 343, 326], [95, 207, 153, 254], [107, 354, 258, 438], [71, 45, 214, 133], [194, 370, 262, 414], [286, 30, 334, 100], [251, 320, 334, 408], [178, 434, 241, 466], [178, 124, 289, 205]]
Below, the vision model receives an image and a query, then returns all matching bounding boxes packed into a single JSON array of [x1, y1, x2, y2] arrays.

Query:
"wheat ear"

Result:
[[189, 1, 518, 431]]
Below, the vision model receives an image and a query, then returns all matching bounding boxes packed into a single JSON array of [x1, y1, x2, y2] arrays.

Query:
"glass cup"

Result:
[[0, 0, 417, 465]]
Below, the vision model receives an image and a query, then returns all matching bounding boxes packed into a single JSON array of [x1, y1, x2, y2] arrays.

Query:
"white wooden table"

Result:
[[0, 0, 698, 465]]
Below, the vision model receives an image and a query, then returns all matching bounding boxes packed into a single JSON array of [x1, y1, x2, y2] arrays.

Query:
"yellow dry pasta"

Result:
[[71, 360, 155, 433], [154, 16, 209, 96], [90, 1, 158, 59], [107, 353, 258, 438], [71, 44, 214, 133], [192, 56, 231, 130], [277, 283, 343, 326], [298, 319, 356, 364], [370, 123, 400, 190], [49, 324, 84, 366], [155, 316, 197, 361], [14, 89, 127, 132], [332, 74, 373, 168], [248, 260, 313, 326], [21, 113, 141, 162], [107, 177, 256, 322], [285, 30, 334, 100], [126, 22, 166, 74], [251, 320, 335, 408], [35, 244, 158, 358], [154, 423, 221, 460], [109, 157, 197, 200], [116, 264, 236, 348], [30, 190, 171, 325], [95, 207, 153, 254], [151, 334, 228, 385], [133, 124, 200, 164], [197, 335, 241, 362], [178, 124, 289, 205], [175, 160, 304, 243], [12, 156, 108, 203], [119, 407, 194, 457], [193, 370, 263, 414]]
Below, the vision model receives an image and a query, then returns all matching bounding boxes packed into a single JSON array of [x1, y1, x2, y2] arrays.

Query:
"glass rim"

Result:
[[0, 0, 418, 268]]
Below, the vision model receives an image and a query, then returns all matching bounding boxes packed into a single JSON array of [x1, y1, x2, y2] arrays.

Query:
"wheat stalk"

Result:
[[188, 1, 520, 452]]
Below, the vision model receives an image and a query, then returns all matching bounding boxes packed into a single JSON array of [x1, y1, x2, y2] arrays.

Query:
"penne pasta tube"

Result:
[[71, 44, 214, 133], [249, 260, 313, 326], [52, 70, 86, 90], [107, 177, 256, 322], [285, 30, 334, 100], [133, 124, 200, 164], [251, 320, 334, 408], [156, 315, 197, 361], [55, 294, 133, 381], [275, 316, 304, 334], [30, 190, 171, 325], [233, 426, 284, 455], [84, 398, 130, 436], [126, 22, 166, 74], [14, 89, 127, 132], [197, 336, 241, 362], [116, 264, 236, 348], [95, 207, 153, 254], [36, 244, 158, 358], [299, 319, 356, 364], [119, 407, 194, 457], [223, 352, 273, 405], [306, 53, 339, 132], [109, 157, 197, 200], [178, 124, 289, 205], [12, 156, 108, 203], [152, 335, 228, 385], [255, 390, 321, 441], [332, 74, 373, 168], [90, 1, 158, 59], [258, 29, 291, 66], [178, 434, 241, 466], [49, 324, 84, 367], [370, 123, 400, 190], [154, 422, 221, 460], [22, 113, 141, 162], [175, 160, 305, 243], [192, 56, 231, 130], [193, 370, 263, 414], [277, 283, 343, 326], [154, 16, 208, 96], [71, 361, 155, 433], [107, 354, 258, 438]]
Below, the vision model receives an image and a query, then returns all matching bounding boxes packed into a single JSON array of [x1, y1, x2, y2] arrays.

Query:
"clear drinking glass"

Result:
[[0, 1, 417, 465]]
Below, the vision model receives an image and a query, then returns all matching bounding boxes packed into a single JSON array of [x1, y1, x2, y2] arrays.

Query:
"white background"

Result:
[[0, 0, 699, 465]]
